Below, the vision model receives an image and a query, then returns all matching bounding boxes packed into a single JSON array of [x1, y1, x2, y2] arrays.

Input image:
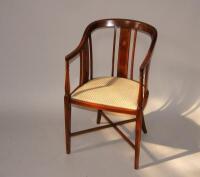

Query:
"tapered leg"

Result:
[[97, 110, 102, 124], [64, 96, 71, 154], [134, 111, 142, 169], [142, 112, 147, 134]]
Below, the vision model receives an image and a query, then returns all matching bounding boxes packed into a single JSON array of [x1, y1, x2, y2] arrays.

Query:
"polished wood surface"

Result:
[[117, 28, 131, 78], [64, 18, 157, 169], [80, 40, 89, 85], [130, 30, 137, 80]]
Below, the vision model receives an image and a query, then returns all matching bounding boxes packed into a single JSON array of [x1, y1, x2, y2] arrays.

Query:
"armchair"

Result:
[[64, 19, 157, 169]]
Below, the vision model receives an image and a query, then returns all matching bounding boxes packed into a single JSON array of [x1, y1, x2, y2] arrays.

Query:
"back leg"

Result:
[[142, 112, 147, 134], [97, 110, 102, 124]]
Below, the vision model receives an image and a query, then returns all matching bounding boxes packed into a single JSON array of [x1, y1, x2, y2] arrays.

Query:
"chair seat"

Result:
[[71, 77, 140, 110]]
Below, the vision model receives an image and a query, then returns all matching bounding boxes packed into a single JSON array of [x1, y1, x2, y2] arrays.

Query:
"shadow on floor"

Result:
[[139, 97, 200, 168]]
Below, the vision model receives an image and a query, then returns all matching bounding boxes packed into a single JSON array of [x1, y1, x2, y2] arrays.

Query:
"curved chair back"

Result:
[[77, 19, 157, 93]]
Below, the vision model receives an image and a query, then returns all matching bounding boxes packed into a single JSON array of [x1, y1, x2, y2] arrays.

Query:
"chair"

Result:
[[64, 19, 157, 169]]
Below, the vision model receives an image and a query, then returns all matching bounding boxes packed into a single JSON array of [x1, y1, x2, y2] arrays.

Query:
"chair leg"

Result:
[[64, 96, 71, 154], [97, 110, 102, 124], [134, 111, 142, 169], [142, 112, 147, 134]]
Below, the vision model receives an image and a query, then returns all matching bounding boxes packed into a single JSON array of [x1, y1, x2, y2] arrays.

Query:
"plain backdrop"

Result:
[[0, 0, 200, 177]]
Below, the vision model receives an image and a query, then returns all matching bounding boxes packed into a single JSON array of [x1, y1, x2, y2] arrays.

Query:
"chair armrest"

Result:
[[140, 29, 157, 73], [140, 56, 151, 73], [139, 55, 151, 86], [138, 45, 155, 109], [65, 44, 85, 97], [65, 27, 92, 96], [65, 57, 81, 97], [65, 43, 84, 62], [65, 25, 92, 62]]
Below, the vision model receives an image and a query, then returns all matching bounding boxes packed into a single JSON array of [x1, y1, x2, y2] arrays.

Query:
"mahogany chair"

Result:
[[64, 19, 157, 169]]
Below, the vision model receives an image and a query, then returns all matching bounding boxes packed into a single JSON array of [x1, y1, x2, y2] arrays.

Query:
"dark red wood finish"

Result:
[[64, 19, 157, 169], [117, 28, 131, 78], [130, 30, 137, 80], [80, 40, 89, 85]]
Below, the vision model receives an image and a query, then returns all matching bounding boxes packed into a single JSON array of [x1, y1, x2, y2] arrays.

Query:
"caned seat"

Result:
[[71, 77, 140, 110]]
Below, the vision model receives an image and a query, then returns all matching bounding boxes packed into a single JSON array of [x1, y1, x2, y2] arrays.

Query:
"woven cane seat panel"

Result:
[[71, 77, 139, 110]]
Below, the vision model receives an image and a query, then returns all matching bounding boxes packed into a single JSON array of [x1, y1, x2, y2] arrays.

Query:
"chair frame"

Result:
[[64, 19, 157, 169]]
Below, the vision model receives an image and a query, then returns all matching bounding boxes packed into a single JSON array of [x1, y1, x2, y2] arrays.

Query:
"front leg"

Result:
[[64, 96, 71, 154], [134, 110, 142, 169]]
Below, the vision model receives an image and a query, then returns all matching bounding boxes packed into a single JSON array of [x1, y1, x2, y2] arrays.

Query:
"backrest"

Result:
[[79, 19, 157, 89]]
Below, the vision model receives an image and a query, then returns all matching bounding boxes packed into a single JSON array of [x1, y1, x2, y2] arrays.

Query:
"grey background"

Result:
[[0, 0, 200, 177]]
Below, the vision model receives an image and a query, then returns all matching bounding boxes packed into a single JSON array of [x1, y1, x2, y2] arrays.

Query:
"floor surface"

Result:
[[0, 98, 200, 177]]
